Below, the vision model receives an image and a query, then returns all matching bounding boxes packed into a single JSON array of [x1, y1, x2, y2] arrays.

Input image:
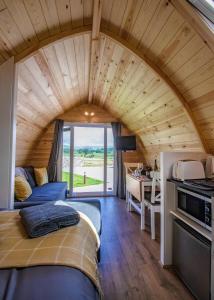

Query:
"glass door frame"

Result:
[[61, 122, 116, 197]]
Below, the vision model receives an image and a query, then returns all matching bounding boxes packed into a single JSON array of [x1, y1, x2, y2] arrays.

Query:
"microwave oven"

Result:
[[177, 187, 212, 231]]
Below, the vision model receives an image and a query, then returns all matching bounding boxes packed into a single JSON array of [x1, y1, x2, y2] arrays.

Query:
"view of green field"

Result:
[[62, 171, 103, 188], [62, 146, 113, 189]]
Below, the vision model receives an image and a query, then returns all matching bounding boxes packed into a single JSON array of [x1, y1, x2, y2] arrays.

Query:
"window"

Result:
[[187, 0, 214, 23], [61, 123, 115, 196]]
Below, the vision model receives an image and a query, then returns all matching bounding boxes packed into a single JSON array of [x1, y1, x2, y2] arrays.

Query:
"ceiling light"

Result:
[[84, 111, 89, 116], [90, 112, 95, 116]]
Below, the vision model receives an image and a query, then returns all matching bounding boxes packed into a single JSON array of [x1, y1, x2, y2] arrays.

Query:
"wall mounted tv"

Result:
[[116, 136, 136, 151]]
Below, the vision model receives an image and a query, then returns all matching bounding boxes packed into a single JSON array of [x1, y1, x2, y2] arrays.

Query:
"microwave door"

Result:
[[186, 195, 205, 223], [177, 191, 205, 223]]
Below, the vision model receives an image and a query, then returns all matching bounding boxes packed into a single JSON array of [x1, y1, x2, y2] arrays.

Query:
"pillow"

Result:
[[34, 168, 48, 186], [24, 166, 36, 188], [15, 167, 27, 179], [15, 176, 32, 201]]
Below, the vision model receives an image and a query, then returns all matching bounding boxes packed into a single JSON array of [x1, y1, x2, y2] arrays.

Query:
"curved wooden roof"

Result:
[[7, 0, 213, 165]]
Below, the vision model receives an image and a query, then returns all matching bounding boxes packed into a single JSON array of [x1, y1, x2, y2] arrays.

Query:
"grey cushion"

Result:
[[15, 167, 27, 178], [24, 166, 36, 188]]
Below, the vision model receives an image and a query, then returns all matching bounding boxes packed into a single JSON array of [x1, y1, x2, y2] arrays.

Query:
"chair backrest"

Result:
[[124, 162, 143, 174], [151, 171, 161, 204]]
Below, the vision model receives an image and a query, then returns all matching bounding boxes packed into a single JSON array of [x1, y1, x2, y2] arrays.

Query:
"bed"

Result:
[[0, 200, 102, 300]]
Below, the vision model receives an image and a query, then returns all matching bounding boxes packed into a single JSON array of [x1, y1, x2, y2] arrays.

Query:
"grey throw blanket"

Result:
[[19, 201, 80, 238]]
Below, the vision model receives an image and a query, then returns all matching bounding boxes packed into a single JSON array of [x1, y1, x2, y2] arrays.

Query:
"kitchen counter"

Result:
[[167, 179, 214, 198]]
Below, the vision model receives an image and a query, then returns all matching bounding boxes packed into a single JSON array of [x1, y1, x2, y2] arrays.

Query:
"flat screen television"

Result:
[[116, 136, 136, 151]]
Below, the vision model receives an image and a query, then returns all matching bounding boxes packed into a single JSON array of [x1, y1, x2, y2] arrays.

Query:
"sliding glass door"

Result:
[[62, 123, 115, 196]]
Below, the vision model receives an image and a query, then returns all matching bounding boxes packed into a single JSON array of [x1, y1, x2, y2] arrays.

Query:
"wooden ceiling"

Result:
[[7, 0, 213, 166]]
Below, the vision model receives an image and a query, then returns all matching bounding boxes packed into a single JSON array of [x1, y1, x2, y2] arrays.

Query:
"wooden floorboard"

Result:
[[98, 197, 194, 300]]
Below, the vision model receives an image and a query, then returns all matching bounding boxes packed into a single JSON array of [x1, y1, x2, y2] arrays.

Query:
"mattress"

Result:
[[0, 266, 99, 300]]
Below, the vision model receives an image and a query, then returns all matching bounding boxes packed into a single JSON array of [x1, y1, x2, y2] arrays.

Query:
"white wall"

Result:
[[0, 58, 17, 209], [160, 151, 208, 266]]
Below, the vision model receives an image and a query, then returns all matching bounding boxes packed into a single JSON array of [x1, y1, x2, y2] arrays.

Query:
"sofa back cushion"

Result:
[[15, 167, 27, 179], [34, 168, 48, 186], [24, 166, 36, 188], [15, 176, 32, 201]]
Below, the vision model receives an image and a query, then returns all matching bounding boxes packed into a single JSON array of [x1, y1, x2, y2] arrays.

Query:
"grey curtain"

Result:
[[111, 122, 125, 199], [48, 119, 64, 182]]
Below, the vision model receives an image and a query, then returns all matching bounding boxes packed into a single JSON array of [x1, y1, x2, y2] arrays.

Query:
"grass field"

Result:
[[62, 171, 103, 188]]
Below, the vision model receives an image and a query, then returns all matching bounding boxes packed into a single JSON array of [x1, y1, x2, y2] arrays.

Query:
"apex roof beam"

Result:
[[88, 0, 103, 103]]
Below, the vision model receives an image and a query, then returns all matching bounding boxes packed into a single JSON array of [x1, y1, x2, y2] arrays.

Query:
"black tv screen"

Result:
[[116, 136, 136, 151]]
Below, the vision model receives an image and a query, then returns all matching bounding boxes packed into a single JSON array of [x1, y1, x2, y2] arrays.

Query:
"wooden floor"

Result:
[[98, 197, 194, 300]]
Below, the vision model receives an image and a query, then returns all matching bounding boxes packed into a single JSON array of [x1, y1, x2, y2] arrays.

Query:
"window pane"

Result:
[[107, 127, 114, 192], [73, 126, 104, 193], [62, 129, 70, 189]]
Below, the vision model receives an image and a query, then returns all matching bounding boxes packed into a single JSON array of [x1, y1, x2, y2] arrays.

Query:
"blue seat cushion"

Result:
[[26, 182, 67, 202]]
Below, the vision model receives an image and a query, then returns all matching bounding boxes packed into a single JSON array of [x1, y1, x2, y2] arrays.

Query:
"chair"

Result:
[[141, 171, 161, 240]]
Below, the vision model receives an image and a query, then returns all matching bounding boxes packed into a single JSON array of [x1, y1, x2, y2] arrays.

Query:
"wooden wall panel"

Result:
[[28, 104, 145, 167], [11, 0, 214, 167]]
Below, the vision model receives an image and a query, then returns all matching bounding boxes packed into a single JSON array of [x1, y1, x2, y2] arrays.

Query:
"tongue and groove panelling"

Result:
[[4, 0, 212, 166]]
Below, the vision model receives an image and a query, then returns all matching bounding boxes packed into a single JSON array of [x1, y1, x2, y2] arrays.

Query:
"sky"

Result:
[[63, 126, 114, 147]]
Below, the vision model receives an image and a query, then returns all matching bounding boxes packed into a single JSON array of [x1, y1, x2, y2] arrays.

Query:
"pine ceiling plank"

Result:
[[93, 38, 115, 105], [108, 0, 128, 35], [162, 34, 204, 76], [42, 45, 69, 108], [34, 49, 66, 112], [107, 55, 141, 106], [171, 46, 213, 84], [0, 0, 5, 10], [100, 43, 124, 106], [0, 8, 27, 52], [64, 37, 81, 102], [155, 22, 195, 68], [184, 76, 214, 101], [17, 90, 49, 126], [138, 0, 174, 52], [176, 60, 214, 93], [137, 114, 188, 135], [127, 0, 161, 48], [18, 77, 51, 121], [70, 0, 83, 28], [24, 55, 63, 114], [19, 63, 59, 117], [54, 41, 73, 91], [74, 35, 86, 102], [170, 0, 214, 54], [138, 91, 174, 117], [23, 0, 49, 41], [116, 64, 156, 110], [101, 0, 114, 29], [56, 0, 72, 32], [104, 48, 131, 104], [119, 0, 144, 40], [83, 0, 93, 25], [118, 86, 171, 121], [146, 9, 184, 64], [39, 0, 60, 35], [5, 0, 38, 45], [105, 53, 139, 107]]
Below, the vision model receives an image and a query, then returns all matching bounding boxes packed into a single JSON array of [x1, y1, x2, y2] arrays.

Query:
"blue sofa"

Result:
[[14, 167, 67, 209]]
